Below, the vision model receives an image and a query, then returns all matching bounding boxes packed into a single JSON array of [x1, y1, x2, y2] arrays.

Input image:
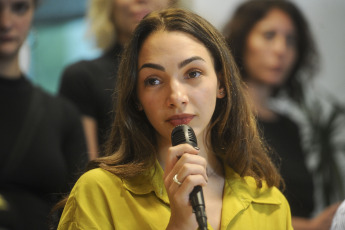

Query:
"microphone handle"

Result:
[[190, 185, 208, 230], [171, 124, 208, 229]]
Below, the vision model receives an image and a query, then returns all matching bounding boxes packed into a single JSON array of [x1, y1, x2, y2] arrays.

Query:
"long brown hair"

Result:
[[89, 8, 283, 188], [223, 0, 318, 103]]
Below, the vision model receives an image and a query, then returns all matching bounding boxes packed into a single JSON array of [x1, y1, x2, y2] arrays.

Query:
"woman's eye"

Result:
[[263, 31, 275, 40], [286, 34, 296, 47], [187, 70, 202, 79], [12, 1, 30, 15], [144, 78, 161, 86]]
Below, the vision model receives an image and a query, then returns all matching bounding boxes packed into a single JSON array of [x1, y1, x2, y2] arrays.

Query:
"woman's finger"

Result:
[[164, 144, 200, 177]]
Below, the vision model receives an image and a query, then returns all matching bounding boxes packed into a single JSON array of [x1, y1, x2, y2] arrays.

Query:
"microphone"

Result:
[[171, 124, 208, 230]]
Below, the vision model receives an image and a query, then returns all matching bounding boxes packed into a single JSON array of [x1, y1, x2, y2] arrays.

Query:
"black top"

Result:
[[0, 75, 88, 230], [59, 45, 123, 152], [258, 114, 314, 218]]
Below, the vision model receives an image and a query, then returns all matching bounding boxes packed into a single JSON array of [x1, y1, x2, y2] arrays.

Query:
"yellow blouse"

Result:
[[58, 162, 293, 230]]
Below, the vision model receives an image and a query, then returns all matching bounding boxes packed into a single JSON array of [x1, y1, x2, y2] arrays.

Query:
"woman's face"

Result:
[[112, 0, 172, 44], [244, 8, 297, 87], [0, 0, 34, 59], [137, 30, 224, 145]]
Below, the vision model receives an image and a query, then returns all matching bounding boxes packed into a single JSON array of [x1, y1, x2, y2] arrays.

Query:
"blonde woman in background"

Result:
[[59, 0, 180, 159]]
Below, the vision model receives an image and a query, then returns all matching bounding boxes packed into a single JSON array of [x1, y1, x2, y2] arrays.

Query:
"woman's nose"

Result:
[[273, 36, 288, 55], [166, 79, 189, 109], [0, 9, 12, 31]]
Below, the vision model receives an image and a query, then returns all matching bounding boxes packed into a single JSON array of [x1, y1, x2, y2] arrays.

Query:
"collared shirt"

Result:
[[58, 161, 293, 230]]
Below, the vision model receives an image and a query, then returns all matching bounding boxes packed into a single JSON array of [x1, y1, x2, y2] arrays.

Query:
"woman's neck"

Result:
[[196, 139, 223, 177], [0, 56, 21, 78], [246, 80, 278, 121]]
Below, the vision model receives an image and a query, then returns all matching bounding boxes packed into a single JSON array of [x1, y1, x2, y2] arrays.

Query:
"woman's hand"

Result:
[[163, 144, 208, 230], [292, 202, 341, 230]]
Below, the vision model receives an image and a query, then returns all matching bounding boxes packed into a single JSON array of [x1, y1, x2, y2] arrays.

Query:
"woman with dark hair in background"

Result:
[[0, 0, 88, 229], [223, 1, 339, 229], [59, 0, 181, 160], [58, 8, 293, 230]]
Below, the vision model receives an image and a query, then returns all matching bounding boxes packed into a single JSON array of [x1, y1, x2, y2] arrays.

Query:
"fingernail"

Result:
[[194, 147, 200, 150]]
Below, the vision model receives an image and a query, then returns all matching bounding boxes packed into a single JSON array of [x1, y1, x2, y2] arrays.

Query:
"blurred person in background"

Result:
[[223, 1, 340, 229], [59, 0, 181, 159], [0, 0, 88, 229]]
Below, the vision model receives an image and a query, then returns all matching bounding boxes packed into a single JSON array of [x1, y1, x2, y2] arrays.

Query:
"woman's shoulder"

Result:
[[67, 168, 123, 198], [58, 168, 123, 229], [76, 168, 122, 187], [223, 167, 292, 229], [33, 87, 82, 123], [61, 52, 115, 79], [66, 169, 124, 204], [226, 167, 288, 205]]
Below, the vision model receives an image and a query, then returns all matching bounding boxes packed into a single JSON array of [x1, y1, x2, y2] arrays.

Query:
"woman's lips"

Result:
[[0, 36, 15, 42], [167, 115, 194, 127], [132, 9, 151, 22], [270, 65, 284, 73]]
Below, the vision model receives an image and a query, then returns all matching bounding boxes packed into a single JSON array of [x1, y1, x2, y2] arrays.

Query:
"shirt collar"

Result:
[[121, 161, 282, 208], [224, 166, 282, 205], [122, 161, 170, 205], [221, 166, 282, 228]]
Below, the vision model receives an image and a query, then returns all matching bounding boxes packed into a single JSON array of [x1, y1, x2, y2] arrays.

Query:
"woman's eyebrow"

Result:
[[178, 56, 205, 69], [138, 56, 205, 72], [139, 63, 165, 72]]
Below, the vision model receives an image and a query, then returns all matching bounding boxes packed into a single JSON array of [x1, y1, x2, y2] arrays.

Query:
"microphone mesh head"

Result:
[[171, 124, 198, 147]]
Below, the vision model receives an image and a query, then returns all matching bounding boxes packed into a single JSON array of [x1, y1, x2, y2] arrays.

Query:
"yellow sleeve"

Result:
[[58, 169, 118, 230], [283, 194, 294, 230]]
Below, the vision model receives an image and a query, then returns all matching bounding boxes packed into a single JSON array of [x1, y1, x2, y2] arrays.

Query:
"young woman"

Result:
[[58, 8, 292, 230], [0, 0, 87, 229], [59, 0, 180, 159], [223, 1, 340, 229]]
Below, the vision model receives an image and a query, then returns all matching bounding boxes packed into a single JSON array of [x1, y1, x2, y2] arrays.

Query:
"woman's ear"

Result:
[[136, 102, 143, 111], [216, 73, 226, 99], [217, 87, 226, 99]]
